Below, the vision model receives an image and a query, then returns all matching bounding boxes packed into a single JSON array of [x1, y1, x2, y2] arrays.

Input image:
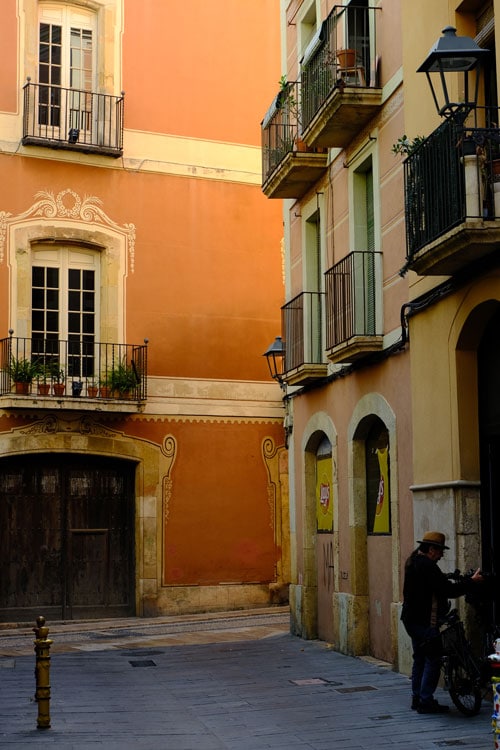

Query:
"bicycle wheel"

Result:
[[446, 657, 482, 716]]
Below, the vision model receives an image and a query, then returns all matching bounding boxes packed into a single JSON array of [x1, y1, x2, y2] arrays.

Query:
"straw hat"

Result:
[[417, 531, 449, 549]]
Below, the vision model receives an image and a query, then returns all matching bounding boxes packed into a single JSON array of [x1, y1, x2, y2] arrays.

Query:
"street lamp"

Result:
[[263, 336, 285, 385], [263, 335, 293, 448], [417, 26, 490, 122]]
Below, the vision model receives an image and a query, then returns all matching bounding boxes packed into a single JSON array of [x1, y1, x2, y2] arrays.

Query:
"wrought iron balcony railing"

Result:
[[404, 112, 500, 263], [325, 251, 382, 349], [301, 5, 380, 134], [22, 80, 124, 157], [0, 336, 147, 401], [262, 81, 301, 181], [281, 291, 325, 373], [261, 80, 327, 197]]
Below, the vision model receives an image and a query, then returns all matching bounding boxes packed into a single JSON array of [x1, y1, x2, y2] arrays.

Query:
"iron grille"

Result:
[[404, 110, 500, 261], [0, 335, 147, 401], [325, 251, 380, 348], [300, 5, 380, 133], [22, 81, 124, 157], [281, 291, 324, 372], [261, 81, 301, 183]]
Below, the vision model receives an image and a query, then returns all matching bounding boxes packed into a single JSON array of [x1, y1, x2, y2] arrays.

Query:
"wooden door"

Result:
[[0, 454, 135, 621]]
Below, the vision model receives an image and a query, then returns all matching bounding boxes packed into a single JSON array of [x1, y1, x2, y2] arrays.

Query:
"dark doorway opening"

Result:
[[478, 306, 500, 624]]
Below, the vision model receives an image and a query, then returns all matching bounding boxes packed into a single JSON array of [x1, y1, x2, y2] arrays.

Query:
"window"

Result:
[[38, 5, 95, 134], [305, 209, 323, 363], [352, 157, 377, 336], [31, 246, 99, 379]]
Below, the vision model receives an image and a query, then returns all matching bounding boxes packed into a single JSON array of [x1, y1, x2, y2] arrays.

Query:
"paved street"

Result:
[[0, 608, 493, 749]]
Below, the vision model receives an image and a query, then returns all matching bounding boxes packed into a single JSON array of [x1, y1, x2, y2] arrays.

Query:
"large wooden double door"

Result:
[[0, 454, 135, 622]]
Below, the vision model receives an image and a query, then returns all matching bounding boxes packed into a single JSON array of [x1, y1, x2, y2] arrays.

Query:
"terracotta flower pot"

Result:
[[337, 48, 356, 68], [87, 385, 98, 398], [53, 383, 65, 396], [37, 383, 50, 396], [14, 381, 30, 395]]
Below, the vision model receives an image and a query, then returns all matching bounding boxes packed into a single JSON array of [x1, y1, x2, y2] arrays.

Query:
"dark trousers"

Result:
[[404, 623, 441, 704]]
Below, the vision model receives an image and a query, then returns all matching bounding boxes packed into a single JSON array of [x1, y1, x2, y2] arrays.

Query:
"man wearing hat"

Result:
[[401, 531, 483, 714]]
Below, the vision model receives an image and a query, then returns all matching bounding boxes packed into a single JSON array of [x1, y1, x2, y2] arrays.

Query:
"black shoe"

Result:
[[417, 700, 449, 714], [411, 696, 420, 710]]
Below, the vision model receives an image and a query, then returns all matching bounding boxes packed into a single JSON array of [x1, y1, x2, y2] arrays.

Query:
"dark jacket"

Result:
[[401, 551, 467, 628]]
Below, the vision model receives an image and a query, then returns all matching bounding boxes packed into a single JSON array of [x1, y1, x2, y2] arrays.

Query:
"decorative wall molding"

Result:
[[162, 434, 177, 526], [0, 189, 136, 270]]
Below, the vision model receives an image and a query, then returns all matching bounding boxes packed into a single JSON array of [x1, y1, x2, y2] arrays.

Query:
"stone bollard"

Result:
[[33, 615, 53, 729]]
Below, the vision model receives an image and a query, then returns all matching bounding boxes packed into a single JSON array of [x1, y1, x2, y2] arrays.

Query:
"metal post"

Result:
[[33, 615, 53, 729]]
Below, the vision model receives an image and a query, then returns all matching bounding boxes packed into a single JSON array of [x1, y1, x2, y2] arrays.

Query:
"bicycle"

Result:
[[438, 570, 500, 716]]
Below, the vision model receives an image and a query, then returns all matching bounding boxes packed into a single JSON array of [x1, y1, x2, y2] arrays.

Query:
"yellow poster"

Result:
[[316, 455, 333, 532], [372, 447, 390, 534]]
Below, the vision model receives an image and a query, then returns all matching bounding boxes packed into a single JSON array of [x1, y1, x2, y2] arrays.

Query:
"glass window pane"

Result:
[[82, 315, 94, 334], [32, 289, 44, 308], [46, 311, 59, 332], [82, 292, 94, 312], [52, 47, 61, 66], [46, 289, 59, 310], [68, 269, 80, 289], [82, 270, 95, 290], [39, 46, 50, 64], [51, 26, 61, 45], [46, 268, 59, 288], [68, 312, 80, 333], [32, 266, 44, 286], [32, 311, 44, 332], [40, 24, 50, 43], [68, 291, 80, 311]]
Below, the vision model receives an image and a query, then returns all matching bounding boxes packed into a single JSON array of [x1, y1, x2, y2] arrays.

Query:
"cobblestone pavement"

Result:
[[0, 608, 493, 749]]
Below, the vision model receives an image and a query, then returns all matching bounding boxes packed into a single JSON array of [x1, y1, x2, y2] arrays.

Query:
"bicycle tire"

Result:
[[446, 657, 482, 716]]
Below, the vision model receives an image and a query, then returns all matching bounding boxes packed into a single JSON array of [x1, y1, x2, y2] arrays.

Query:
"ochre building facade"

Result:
[[0, 1, 287, 622]]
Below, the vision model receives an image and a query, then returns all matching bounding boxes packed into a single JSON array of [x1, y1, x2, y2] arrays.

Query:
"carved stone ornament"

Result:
[[0, 189, 136, 270]]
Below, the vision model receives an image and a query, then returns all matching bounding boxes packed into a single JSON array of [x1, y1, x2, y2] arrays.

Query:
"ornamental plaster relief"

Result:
[[0, 188, 135, 270]]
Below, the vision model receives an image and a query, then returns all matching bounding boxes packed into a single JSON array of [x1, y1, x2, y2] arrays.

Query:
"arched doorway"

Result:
[[351, 411, 393, 661], [315, 435, 334, 641], [478, 305, 500, 622], [0, 453, 136, 622]]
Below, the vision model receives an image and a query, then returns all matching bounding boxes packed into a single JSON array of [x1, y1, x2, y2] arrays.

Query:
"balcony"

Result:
[[261, 81, 328, 199], [0, 336, 147, 413], [300, 5, 382, 149], [404, 114, 500, 276], [22, 81, 124, 157], [281, 292, 327, 386], [325, 251, 383, 364]]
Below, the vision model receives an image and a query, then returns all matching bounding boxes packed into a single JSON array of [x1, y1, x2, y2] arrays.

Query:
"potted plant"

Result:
[[99, 374, 112, 398], [336, 48, 356, 69], [87, 379, 99, 398], [36, 362, 52, 395], [8, 356, 39, 394], [51, 368, 65, 396], [109, 360, 139, 398]]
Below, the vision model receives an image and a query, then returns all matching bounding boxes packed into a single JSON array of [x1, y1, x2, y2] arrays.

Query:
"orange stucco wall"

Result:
[[160, 420, 281, 585], [0, 1, 18, 113], [123, 0, 281, 146], [0, 157, 284, 381]]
